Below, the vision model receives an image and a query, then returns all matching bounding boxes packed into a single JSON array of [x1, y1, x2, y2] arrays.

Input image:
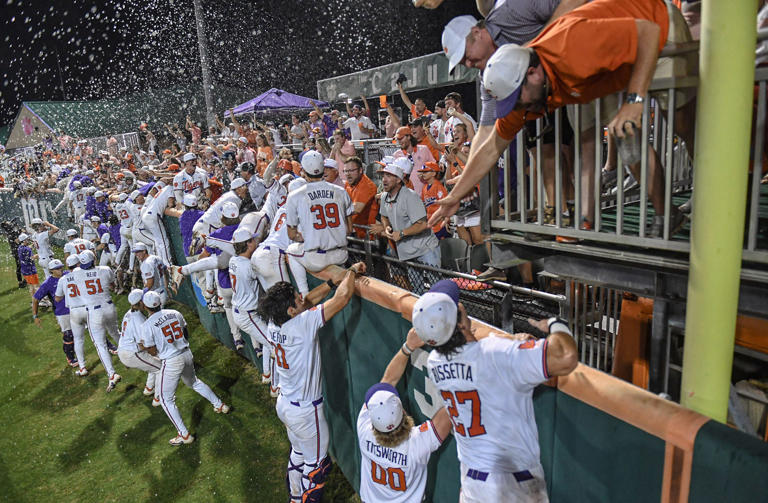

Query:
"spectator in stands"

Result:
[[430, 100, 448, 143], [309, 100, 343, 139], [323, 158, 344, 188], [236, 136, 256, 165], [288, 114, 307, 145], [682, 1, 701, 40], [442, 92, 476, 143], [418, 161, 449, 239], [307, 109, 324, 138], [397, 82, 432, 120], [344, 156, 379, 239], [330, 129, 356, 183], [410, 118, 442, 162], [186, 116, 202, 146], [393, 126, 435, 196], [345, 95, 372, 119], [255, 134, 274, 177], [344, 105, 376, 142]]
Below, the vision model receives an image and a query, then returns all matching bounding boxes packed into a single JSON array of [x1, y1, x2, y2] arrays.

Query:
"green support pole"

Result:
[[680, 1, 757, 421]]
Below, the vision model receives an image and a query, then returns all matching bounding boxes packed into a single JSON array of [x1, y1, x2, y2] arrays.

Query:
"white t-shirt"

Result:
[[68, 266, 114, 307], [267, 305, 325, 402], [285, 180, 352, 252], [141, 309, 189, 360], [64, 238, 94, 257], [426, 336, 549, 473], [228, 255, 260, 311], [118, 309, 146, 353], [343, 115, 376, 142], [33, 230, 53, 259], [357, 407, 443, 503], [140, 255, 167, 291], [173, 167, 210, 201], [443, 113, 477, 144], [55, 268, 85, 309]]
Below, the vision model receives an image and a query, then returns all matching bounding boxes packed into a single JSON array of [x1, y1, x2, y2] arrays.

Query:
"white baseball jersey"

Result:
[[116, 201, 136, 228], [261, 206, 290, 251], [267, 305, 325, 402], [70, 188, 86, 210], [141, 309, 189, 360], [248, 176, 268, 210], [426, 336, 549, 473], [200, 190, 242, 227], [145, 185, 175, 216], [118, 309, 146, 353], [33, 230, 53, 259], [82, 222, 99, 242], [285, 181, 352, 252], [64, 238, 94, 257], [69, 266, 114, 307], [357, 407, 443, 503], [173, 168, 209, 200], [55, 268, 86, 309], [140, 255, 167, 293], [228, 255, 260, 311], [99, 231, 117, 253], [262, 186, 287, 224]]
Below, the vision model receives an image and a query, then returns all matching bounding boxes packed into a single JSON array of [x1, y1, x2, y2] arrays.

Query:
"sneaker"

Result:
[[555, 235, 580, 244], [214, 403, 231, 414], [542, 205, 555, 225], [209, 303, 225, 314], [108, 348, 118, 355], [476, 267, 506, 282], [170, 266, 185, 291], [261, 373, 271, 384], [68, 359, 79, 368], [648, 207, 687, 238], [679, 198, 692, 214], [169, 433, 195, 446], [75, 367, 89, 377], [152, 397, 162, 407], [106, 373, 121, 393], [270, 387, 279, 398], [601, 167, 618, 191], [234, 339, 245, 351], [143, 386, 155, 396]]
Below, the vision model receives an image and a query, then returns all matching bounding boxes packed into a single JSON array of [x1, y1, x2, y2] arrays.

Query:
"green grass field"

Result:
[[0, 243, 356, 502]]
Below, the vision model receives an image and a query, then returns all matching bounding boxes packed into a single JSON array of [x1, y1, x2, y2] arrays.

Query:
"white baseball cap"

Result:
[[48, 258, 64, 270], [230, 177, 247, 190], [238, 136, 248, 144], [288, 177, 307, 193], [31, 217, 43, 225], [94, 190, 105, 198], [66, 228, 78, 237], [232, 227, 252, 243], [323, 158, 338, 170], [130, 190, 141, 201], [65, 254, 80, 268], [132, 242, 148, 252], [365, 383, 404, 433], [221, 201, 240, 219], [118, 193, 128, 202], [18, 232, 29, 242], [393, 157, 413, 175], [73, 181, 82, 188], [128, 289, 144, 306], [78, 249, 95, 264], [482, 43, 531, 118], [279, 173, 294, 186], [143, 290, 162, 308], [86, 186, 97, 194], [301, 150, 324, 176], [182, 194, 198, 207], [379, 155, 396, 166], [412, 280, 460, 346], [376, 163, 404, 181], [182, 152, 197, 162], [90, 215, 101, 222], [442, 15, 478, 74]]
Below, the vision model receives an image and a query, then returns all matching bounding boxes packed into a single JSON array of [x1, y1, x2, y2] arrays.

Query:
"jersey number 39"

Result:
[[310, 203, 340, 230]]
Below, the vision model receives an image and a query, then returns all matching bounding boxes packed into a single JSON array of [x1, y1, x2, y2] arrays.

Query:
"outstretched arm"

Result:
[[381, 328, 423, 386], [320, 262, 366, 320], [397, 82, 414, 110]]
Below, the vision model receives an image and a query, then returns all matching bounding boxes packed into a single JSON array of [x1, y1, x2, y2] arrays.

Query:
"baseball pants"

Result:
[[141, 213, 172, 266], [38, 255, 51, 281], [459, 463, 549, 503], [56, 314, 77, 364], [99, 250, 113, 267], [84, 304, 118, 378], [232, 307, 273, 382], [115, 228, 133, 268], [191, 219, 218, 238], [251, 245, 287, 291], [286, 243, 347, 296], [216, 283, 240, 344], [69, 306, 88, 371], [159, 348, 222, 437], [118, 349, 161, 399], [276, 394, 329, 500]]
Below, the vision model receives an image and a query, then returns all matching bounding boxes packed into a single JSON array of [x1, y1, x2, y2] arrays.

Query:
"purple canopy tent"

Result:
[[224, 88, 328, 116]]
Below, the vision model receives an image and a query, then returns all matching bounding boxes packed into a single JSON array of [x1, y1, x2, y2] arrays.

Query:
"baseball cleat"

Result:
[[152, 397, 162, 407], [261, 374, 271, 384], [234, 339, 245, 351], [106, 373, 121, 392], [214, 403, 231, 414], [169, 433, 195, 446], [143, 386, 155, 396], [270, 386, 279, 398], [75, 367, 89, 377]]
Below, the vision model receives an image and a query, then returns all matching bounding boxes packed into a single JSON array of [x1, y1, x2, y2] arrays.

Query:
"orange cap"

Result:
[[278, 159, 292, 171], [395, 126, 412, 139], [168, 163, 180, 172], [418, 161, 441, 172]]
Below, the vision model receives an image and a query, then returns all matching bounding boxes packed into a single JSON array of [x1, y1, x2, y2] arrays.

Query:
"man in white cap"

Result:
[[30, 217, 59, 281], [69, 180, 87, 223], [285, 150, 354, 299], [173, 152, 211, 206], [139, 180, 176, 266], [236, 136, 256, 164], [55, 254, 90, 376], [63, 228, 94, 258], [117, 289, 162, 406], [370, 163, 438, 294], [82, 215, 101, 244], [392, 126, 434, 196], [357, 328, 452, 503], [414, 280, 578, 502], [189, 177, 249, 245], [322, 158, 344, 188], [139, 290, 230, 446], [133, 242, 171, 307], [256, 261, 365, 502], [114, 192, 135, 268], [31, 258, 78, 367]]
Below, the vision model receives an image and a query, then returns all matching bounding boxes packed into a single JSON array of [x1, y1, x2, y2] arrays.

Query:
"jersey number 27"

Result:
[[440, 390, 487, 437]]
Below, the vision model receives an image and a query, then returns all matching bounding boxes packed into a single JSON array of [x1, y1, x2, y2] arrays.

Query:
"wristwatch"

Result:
[[625, 93, 645, 105]]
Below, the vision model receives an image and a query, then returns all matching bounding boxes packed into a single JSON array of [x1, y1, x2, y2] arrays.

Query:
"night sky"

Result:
[[0, 0, 477, 127]]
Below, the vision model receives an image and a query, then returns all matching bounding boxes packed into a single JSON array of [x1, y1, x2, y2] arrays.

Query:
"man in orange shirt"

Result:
[[431, 0, 685, 237], [410, 118, 442, 162], [344, 156, 379, 239], [397, 81, 432, 120], [418, 162, 449, 239]]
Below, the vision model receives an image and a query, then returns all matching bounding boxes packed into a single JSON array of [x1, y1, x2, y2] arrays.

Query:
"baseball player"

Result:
[[30, 218, 59, 281], [414, 280, 578, 502], [252, 178, 306, 291], [256, 262, 365, 502], [178, 194, 204, 258], [55, 255, 89, 376], [117, 289, 162, 406], [228, 228, 274, 391], [190, 177, 249, 245], [139, 181, 176, 266], [63, 228, 95, 258], [95, 218, 118, 267], [114, 193, 135, 269], [69, 180, 87, 223], [285, 150, 354, 298], [173, 152, 211, 206], [138, 290, 230, 446], [133, 243, 171, 307], [17, 233, 40, 300], [82, 215, 101, 244], [357, 328, 452, 503], [31, 259, 78, 367]]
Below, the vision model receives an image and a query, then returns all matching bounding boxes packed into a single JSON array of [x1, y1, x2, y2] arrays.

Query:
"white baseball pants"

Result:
[[38, 255, 52, 281], [251, 245, 287, 291], [459, 463, 549, 503], [55, 313, 71, 332], [118, 350, 162, 399], [69, 306, 88, 370], [232, 307, 273, 381], [141, 213, 172, 266], [84, 303, 118, 378], [285, 243, 347, 296]]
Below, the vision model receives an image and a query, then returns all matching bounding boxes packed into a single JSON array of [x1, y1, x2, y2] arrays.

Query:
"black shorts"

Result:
[[524, 109, 574, 149]]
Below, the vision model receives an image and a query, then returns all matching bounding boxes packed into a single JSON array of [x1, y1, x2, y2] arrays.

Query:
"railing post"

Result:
[[680, 0, 756, 422]]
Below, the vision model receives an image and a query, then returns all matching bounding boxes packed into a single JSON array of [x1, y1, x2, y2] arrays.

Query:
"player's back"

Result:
[[285, 181, 351, 252], [118, 309, 146, 353], [261, 207, 290, 251], [57, 270, 86, 309], [143, 309, 188, 359], [72, 266, 114, 306], [228, 255, 259, 311], [71, 189, 86, 208], [64, 238, 93, 257], [148, 186, 174, 214], [426, 336, 550, 473], [357, 407, 442, 503], [34, 230, 52, 256], [266, 305, 325, 402], [141, 255, 165, 290], [117, 202, 134, 226]]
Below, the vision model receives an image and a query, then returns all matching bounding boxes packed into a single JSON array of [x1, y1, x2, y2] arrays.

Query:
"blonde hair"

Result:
[[372, 414, 414, 448]]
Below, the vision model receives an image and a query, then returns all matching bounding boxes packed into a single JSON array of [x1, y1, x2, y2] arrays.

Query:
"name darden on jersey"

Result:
[[365, 440, 408, 466], [430, 362, 474, 384], [307, 189, 336, 201]]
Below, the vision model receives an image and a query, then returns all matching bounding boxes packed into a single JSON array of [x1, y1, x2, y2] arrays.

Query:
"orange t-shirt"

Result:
[[256, 146, 274, 176], [410, 104, 433, 119], [418, 136, 442, 164], [208, 177, 223, 203], [495, 0, 670, 141], [421, 180, 447, 234], [345, 174, 379, 239]]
